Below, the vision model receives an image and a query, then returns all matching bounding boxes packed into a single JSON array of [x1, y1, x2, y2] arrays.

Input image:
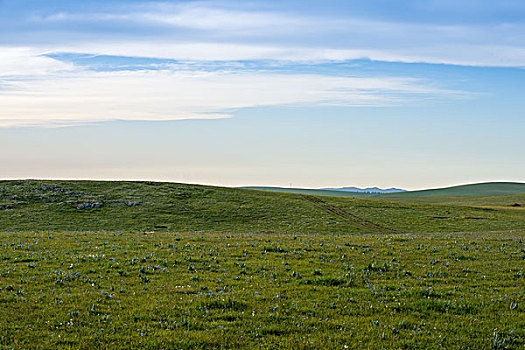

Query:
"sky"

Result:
[[0, 0, 524, 189]]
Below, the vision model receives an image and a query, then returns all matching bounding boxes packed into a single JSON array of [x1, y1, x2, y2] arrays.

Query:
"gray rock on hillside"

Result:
[[76, 203, 103, 210]]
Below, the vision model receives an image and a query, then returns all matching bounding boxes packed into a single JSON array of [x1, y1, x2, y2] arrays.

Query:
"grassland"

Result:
[[1, 231, 524, 349], [239, 186, 375, 198], [379, 193, 525, 209], [1, 180, 525, 349], [1, 180, 525, 234]]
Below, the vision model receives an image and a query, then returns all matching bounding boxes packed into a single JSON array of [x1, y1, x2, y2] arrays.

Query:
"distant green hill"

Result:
[[243, 182, 525, 199], [1, 180, 524, 234], [381, 182, 525, 197], [378, 193, 525, 208], [239, 186, 374, 198]]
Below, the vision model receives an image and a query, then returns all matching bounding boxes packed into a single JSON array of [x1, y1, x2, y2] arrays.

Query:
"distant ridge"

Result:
[[239, 186, 374, 198], [380, 181, 525, 197], [241, 182, 525, 198], [322, 186, 406, 194]]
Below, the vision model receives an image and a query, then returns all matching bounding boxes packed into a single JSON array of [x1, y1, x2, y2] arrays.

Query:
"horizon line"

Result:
[[1, 177, 524, 193]]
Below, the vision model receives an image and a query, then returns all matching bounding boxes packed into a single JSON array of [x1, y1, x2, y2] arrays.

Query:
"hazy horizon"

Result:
[[1, 176, 524, 192]]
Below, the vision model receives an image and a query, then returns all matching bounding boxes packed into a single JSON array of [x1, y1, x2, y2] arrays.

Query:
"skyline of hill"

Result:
[[1, 180, 524, 235], [242, 181, 525, 199]]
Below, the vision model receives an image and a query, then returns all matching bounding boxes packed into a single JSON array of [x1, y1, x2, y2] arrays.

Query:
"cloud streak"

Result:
[[0, 0, 519, 127], [19, 1, 525, 67], [1, 48, 464, 127]]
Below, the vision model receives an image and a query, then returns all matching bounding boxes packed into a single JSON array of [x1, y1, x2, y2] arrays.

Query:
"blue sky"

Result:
[[0, 0, 524, 188]]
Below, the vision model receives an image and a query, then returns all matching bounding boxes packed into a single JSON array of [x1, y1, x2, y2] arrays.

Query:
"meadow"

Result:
[[1, 231, 524, 349], [1, 181, 524, 349], [1, 180, 524, 235]]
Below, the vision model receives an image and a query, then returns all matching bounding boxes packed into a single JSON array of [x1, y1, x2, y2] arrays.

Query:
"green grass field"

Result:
[[1, 231, 524, 349], [1, 180, 524, 234], [379, 193, 525, 208], [239, 186, 376, 198], [1, 180, 525, 349]]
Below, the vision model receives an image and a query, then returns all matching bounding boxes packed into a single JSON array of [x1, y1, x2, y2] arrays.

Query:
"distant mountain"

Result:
[[322, 187, 407, 194]]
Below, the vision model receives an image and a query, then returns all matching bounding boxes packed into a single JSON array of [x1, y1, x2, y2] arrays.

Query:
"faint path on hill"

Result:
[[301, 195, 399, 234]]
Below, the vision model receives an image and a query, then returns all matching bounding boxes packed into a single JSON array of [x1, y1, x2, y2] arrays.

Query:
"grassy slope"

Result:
[[2, 181, 525, 348], [239, 186, 373, 198], [380, 182, 525, 197], [379, 193, 525, 208], [1, 180, 524, 234], [242, 182, 525, 199], [242, 183, 525, 209]]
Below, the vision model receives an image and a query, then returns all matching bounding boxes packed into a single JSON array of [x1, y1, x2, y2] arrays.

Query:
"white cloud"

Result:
[[0, 47, 75, 77], [47, 39, 525, 68], [31, 3, 317, 33], [1, 2, 515, 128], [26, 1, 525, 67], [0, 48, 462, 127]]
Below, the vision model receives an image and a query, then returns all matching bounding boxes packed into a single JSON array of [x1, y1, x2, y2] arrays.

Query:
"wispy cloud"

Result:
[[0, 47, 75, 77], [29, 2, 317, 33], [0, 0, 520, 127], [21, 1, 525, 67], [0, 48, 465, 127]]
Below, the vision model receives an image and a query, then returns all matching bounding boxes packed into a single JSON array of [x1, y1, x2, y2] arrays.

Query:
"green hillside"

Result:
[[1, 180, 524, 234], [2, 180, 525, 349], [243, 182, 525, 199], [239, 186, 373, 198], [379, 193, 525, 207], [381, 182, 525, 197]]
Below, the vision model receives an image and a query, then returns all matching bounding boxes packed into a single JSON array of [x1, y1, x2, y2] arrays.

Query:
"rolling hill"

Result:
[[378, 193, 525, 208], [242, 182, 525, 199], [239, 186, 375, 198], [1, 180, 524, 234], [380, 182, 525, 197]]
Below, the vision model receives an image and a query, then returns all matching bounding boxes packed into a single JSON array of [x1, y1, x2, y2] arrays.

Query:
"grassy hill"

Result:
[[243, 182, 525, 199], [379, 193, 525, 208], [2, 180, 525, 349], [381, 182, 525, 197], [1, 180, 524, 234], [376, 182, 525, 208], [239, 186, 374, 198]]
